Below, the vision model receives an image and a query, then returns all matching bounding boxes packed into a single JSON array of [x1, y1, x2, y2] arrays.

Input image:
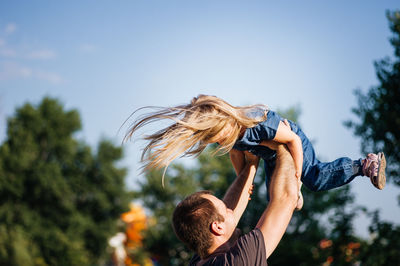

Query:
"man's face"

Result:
[[202, 194, 236, 238]]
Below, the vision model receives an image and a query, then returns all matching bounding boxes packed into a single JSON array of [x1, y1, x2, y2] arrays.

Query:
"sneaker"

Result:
[[362, 152, 386, 190]]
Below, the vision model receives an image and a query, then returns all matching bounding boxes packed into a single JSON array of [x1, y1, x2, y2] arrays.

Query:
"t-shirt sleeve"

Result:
[[236, 111, 281, 146], [189, 229, 268, 265], [222, 228, 268, 265]]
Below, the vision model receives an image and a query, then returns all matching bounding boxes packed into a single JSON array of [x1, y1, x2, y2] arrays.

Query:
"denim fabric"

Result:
[[233, 110, 281, 161], [233, 110, 362, 199]]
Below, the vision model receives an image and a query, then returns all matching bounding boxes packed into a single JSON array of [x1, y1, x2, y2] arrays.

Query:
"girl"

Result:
[[125, 95, 386, 209]]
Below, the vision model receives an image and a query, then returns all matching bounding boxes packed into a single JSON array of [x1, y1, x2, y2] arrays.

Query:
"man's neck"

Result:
[[205, 228, 241, 259]]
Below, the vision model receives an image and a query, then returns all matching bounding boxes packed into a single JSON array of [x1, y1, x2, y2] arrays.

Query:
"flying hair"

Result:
[[124, 95, 268, 185]]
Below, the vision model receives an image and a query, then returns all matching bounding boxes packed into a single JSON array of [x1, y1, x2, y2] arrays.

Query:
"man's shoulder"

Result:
[[189, 254, 202, 266], [236, 228, 265, 251], [189, 229, 267, 266]]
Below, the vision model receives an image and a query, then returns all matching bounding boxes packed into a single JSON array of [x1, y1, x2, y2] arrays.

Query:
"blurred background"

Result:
[[0, 1, 399, 265]]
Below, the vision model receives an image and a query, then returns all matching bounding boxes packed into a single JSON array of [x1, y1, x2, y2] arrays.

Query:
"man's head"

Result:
[[172, 191, 236, 258]]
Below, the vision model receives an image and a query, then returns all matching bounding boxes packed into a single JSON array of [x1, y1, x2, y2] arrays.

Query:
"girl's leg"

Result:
[[302, 157, 362, 192], [293, 123, 384, 192], [298, 128, 362, 192]]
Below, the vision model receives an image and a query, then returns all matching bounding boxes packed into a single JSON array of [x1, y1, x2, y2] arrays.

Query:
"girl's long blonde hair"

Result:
[[125, 95, 267, 178]]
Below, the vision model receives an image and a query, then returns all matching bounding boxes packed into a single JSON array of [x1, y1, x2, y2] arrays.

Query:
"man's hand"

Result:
[[282, 119, 291, 129], [248, 184, 254, 200]]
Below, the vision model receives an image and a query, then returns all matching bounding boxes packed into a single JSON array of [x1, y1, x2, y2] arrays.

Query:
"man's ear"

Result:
[[210, 221, 225, 236]]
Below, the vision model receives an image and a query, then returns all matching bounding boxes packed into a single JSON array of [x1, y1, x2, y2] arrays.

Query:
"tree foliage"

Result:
[[345, 10, 400, 186], [356, 211, 400, 266], [0, 97, 131, 265], [343, 10, 400, 265]]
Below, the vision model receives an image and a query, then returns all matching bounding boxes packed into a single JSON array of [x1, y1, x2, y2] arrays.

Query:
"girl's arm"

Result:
[[261, 120, 303, 178], [229, 148, 246, 176]]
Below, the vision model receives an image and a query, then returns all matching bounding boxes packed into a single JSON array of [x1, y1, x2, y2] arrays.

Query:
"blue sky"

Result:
[[1, 1, 399, 237]]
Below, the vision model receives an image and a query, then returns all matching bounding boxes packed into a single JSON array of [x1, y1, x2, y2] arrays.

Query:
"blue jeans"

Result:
[[264, 123, 362, 199]]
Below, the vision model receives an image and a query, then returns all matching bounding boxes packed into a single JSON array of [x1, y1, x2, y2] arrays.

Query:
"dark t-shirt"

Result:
[[189, 228, 268, 266]]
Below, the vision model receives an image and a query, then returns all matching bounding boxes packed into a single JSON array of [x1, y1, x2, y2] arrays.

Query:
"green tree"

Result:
[[345, 10, 400, 186], [359, 211, 400, 265], [136, 165, 198, 265], [0, 97, 131, 265], [346, 10, 400, 265]]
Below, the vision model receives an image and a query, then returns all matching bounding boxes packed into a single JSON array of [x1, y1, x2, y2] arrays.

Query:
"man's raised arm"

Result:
[[256, 143, 299, 258]]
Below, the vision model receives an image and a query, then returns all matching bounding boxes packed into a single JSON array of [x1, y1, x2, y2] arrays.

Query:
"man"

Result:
[[172, 143, 299, 265]]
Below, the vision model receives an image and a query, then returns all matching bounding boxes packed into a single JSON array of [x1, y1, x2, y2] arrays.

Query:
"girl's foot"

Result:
[[362, 152, 386, 190]]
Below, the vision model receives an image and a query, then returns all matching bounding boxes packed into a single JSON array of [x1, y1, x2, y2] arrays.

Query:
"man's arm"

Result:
[[255, 143, 299, 258], [223, 152, 259, 225]]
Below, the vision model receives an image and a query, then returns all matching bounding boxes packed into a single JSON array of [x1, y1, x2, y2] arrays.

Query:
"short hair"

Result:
[[172, 191, 224, 258]]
